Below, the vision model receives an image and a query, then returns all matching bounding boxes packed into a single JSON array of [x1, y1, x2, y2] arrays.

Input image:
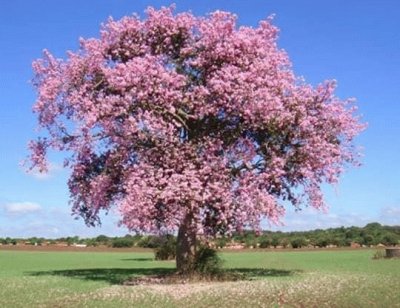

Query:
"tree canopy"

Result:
[[29, 7, 364, 271]]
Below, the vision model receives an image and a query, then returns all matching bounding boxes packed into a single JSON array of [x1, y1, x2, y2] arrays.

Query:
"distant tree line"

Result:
[[1, 223, 399, 249], [0, 234, 174, 249], [226, 222, 399, 249]]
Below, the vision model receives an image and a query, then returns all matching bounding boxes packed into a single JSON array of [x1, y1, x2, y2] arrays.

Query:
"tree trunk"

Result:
[[176, 213, 197, 275]]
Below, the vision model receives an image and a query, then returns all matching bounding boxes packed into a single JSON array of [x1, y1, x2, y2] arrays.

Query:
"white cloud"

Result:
[[26, 162, 62, 180], [264, 203, 400, 232], [381, 206, 400, 217], [3, 202, 42, 215], [379, 206, 400, 225], [267, 207, 371, 231], [0, 211, 126, 238]]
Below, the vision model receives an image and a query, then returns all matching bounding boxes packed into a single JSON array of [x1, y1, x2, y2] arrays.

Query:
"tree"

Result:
[[95, 234, 110, 245], [28, 6, 364, 274], [66, 236, 79, 246], [258, 236, 271, 248], [271, 237, 280, 248], [291, 237, 307, 249], [315, 236, 329, 248], [215, 236, 228, 249], [111, 237, 134, 248], [381, 233, 398, 246]]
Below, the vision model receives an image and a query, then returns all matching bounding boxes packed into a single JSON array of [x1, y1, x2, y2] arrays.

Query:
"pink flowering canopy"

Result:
[[29, 7, 364, 236]]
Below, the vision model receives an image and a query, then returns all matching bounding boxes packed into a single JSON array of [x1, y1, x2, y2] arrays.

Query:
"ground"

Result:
[[0, 247, 399, 307]]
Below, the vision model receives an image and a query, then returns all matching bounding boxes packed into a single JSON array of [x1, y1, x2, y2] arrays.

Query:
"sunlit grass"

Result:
[[0, 249, 399, 307]]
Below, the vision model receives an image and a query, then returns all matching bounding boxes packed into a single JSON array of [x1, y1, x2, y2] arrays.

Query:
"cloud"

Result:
[[3, 202, 42, 215], [26, 162, 62, 180], [267, 207, 371, 231], [265, 203, 400, 232], [379, 206, 400, 225], [380, 206, 400, 217], [0, 209, 126, 238]]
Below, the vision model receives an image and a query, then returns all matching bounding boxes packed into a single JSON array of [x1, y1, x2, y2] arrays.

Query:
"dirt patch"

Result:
[[141, 282, 220, 299], [123, 270, 244, 287]]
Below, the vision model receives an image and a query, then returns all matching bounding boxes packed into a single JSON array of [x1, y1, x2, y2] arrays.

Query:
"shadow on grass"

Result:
[[29, 267, 175, 284], [226, 268, 300, 278], [120, 257, 154, 262], [28, 267, 298, 284]]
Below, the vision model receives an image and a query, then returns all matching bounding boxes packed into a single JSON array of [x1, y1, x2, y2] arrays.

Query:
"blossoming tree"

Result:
[[29, 7, 364, 273]]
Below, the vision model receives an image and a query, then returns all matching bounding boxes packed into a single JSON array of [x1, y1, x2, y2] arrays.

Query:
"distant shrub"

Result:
[[259, 237, 271, 248], [215, 237, 228, 249], [111, 238, 134, 248], [271, 237, 280, 248], [95, 235, 110, 245], [154, 235, 176, 260], [381, 234, 398, 246], [28, 237, 44, 246], [372, 250, 386, 260], [2, 238, 13, 245], [242, 232, 258, 248], [66, 236, 79, 246], [291, 237, 307, 249], [316, 237, 329, 248], [194, 246, 223, 276], [85, 239, 98, 247], [137, 236, 160, 248]]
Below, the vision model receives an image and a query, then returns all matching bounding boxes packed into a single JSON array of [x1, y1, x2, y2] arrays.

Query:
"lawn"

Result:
[[0, 248, 399, 307]]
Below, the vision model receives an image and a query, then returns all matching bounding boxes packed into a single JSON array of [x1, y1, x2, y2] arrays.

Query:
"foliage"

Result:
[[290, 237, 307, 249], [194, 246, 223, 276], [28, 6, 363, 241], [136, 236, 160, 248], [214, 237, 229, 249], [0, 238, 10, 245], [85, 239, 98, 247], [271, 237, 280, 248], [95, 235, 110, 246], [154, 235, 177, 260], [111, 238, 134, 248], [258, 236, 271, 248], [243, 233, 258, 248], [65, 236, 80, 246], [2, 222, 399, 249], [372, 249, 386, 260], [208, 223, 400, 250], [27, 237, 44, 246], [315, 236, 330, 248], [381, 233, 398, 246]]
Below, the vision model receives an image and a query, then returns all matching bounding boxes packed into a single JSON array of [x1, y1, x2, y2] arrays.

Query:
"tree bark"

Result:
[[176, 213, 197, 275]]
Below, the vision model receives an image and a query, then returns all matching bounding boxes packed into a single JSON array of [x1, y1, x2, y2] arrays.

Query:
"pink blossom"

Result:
[[28, 6, 365, 236]]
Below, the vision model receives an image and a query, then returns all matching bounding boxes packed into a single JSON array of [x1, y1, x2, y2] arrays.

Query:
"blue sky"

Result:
[[0, 0, 399, 238]]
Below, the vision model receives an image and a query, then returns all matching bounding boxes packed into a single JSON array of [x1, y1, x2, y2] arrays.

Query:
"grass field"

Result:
[[1, 248, 399, 307]]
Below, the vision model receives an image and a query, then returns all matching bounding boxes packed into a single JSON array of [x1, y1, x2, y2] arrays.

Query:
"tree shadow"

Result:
[[28, 267, 299, 285], [29, 268, 174, 284], [120, 257, 154, 262], [226, 268, 301, 279]]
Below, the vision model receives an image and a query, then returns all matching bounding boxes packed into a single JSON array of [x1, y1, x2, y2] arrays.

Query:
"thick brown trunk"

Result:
[[176, 213, 197, 275]]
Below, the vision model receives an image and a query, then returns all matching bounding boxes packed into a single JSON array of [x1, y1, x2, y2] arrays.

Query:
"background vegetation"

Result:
[[1, 222, 398, 249]]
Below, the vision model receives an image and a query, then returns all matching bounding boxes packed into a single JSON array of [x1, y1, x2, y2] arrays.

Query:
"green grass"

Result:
[[0, 249, 399, 307]]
